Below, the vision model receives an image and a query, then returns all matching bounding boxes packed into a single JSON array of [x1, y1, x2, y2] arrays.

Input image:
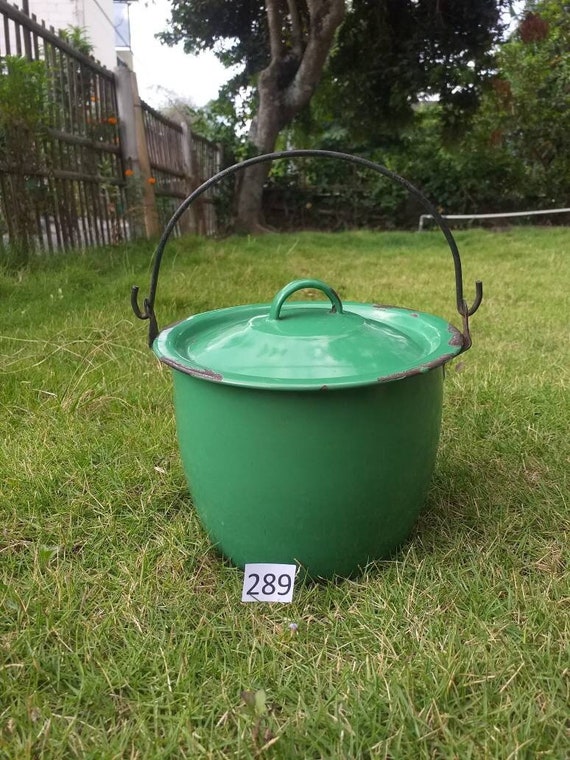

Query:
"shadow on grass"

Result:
[[415, 452, 518, 549]]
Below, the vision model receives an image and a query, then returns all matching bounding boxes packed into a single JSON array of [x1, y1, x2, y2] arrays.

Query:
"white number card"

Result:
[[241, 563, 296, 603]]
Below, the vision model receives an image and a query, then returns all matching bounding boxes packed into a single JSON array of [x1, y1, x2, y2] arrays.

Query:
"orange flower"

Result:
[[124, 169, 134, 177], [107, 116, 118, 125], [147, 177, 156, 185]]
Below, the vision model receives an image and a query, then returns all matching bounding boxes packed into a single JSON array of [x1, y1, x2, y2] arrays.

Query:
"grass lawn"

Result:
[[1, 227, 569, 759]]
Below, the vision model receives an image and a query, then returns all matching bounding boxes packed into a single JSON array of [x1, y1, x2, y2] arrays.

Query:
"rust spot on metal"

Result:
[[159, 357, 223, 382], [420, 352, 456, 372], [378, 369, 420, 383], [186, 367, 224, 381], [378, 349, 459, 384], [447, 324, 464, 347]]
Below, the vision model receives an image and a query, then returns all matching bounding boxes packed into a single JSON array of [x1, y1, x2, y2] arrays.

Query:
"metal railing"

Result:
[[418, 207, 570, 231]]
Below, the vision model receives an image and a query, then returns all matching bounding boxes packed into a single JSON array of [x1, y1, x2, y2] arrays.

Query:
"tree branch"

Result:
[[287, 0, 304, 58], [285, 0, 345, 112], [265, 0, 284, 59]]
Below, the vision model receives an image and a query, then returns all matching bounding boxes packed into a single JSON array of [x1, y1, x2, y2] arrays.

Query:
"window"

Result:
[[114, 1, 131, 49]]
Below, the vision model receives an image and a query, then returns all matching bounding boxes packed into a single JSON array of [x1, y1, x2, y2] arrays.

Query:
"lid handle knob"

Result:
[[268, 279, 343, 321]]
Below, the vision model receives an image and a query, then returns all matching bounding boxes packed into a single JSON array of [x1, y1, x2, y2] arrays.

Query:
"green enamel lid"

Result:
[[153, 279, 464, 390]]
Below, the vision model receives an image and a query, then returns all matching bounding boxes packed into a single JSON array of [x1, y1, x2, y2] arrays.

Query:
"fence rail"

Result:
[[0, 0, 221, 257]]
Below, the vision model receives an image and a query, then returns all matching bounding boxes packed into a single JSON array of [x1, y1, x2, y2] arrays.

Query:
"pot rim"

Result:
[[153, 301, 464, 391]]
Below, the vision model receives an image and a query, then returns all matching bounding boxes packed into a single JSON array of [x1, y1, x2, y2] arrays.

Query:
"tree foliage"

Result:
[[164, 1, 508, 141], [161, 1, 509, 229], [267, 0, 570, 230], [322, 0, 505, 143], [469, 0, 570, 205]]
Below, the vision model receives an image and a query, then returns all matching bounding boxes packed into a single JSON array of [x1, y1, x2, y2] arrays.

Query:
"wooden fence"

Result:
[[141, 101, 219, 236], [0, 0, 221, 256]]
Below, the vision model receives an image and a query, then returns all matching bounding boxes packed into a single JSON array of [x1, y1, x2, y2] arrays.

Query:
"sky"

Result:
[[127, 0, 231, 109]]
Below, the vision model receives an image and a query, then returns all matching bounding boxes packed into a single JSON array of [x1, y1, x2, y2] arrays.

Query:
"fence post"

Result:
[[115, 65, 159, 238], [20, 0, 32, 58]]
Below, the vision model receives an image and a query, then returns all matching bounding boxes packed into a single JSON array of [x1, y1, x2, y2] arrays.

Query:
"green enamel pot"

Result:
[[132, 150, 482, 579]]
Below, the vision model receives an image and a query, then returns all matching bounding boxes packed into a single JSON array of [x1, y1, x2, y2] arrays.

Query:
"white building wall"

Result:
[[27, 0, 117, 69]]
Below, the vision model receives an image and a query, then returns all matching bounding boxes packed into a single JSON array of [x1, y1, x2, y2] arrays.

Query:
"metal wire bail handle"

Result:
[[132, 149, 483, 349]]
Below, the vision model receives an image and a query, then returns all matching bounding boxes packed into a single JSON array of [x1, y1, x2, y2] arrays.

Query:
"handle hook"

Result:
[[131, 286, 159, 346]]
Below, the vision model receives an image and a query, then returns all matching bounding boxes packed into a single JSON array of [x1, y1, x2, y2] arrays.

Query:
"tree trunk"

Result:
[[235, 67, 284, 232], [235, 0, 345, 232]]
